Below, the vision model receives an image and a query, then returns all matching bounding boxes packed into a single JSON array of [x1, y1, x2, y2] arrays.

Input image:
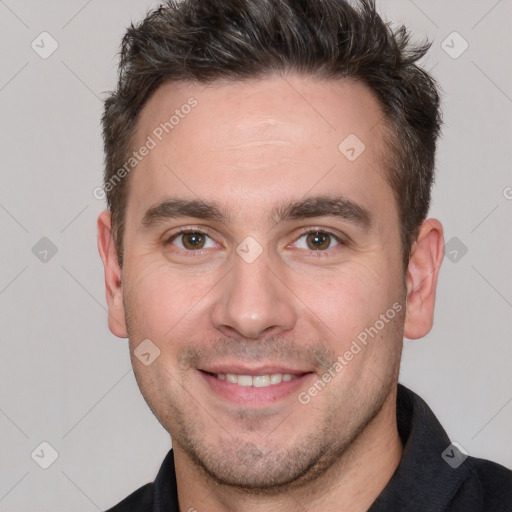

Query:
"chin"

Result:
[[178, 432, 344, 495]]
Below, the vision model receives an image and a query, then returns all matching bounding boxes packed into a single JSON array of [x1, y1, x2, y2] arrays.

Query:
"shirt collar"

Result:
[[152, 448, 178, 512], [369, 383, 471, 511]]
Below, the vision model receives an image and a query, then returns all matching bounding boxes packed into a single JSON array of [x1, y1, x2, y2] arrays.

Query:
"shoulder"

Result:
[[103, 448, 177, 511], [451, 456, 512, 511], [103, 483, 154, 512]]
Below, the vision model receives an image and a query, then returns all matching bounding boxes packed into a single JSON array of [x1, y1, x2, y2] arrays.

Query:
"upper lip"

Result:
[[199, 363, 314, 376]]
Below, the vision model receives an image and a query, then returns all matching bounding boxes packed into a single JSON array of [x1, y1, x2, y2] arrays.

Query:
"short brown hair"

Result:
[[102, 0, 442, 269]]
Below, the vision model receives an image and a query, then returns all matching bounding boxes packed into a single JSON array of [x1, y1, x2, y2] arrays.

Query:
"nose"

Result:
[[211, 249, 297, 340]]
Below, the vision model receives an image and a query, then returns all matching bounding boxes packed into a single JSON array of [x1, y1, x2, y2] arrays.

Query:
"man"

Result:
[[97, 0, 512, 510]]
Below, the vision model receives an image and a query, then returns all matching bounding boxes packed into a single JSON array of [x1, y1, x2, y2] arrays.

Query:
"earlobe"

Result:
[[403, 219, 444, 340], [97, 210, 128, 338]]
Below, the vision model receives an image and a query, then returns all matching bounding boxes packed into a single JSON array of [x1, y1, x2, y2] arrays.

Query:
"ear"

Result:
[[403, 218, 444, 340], [97, 210, 128, 338]]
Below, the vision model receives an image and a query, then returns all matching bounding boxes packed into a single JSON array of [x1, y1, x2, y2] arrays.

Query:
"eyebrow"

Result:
[[271, 195, 372, 231], [140, 194, 373, 231]]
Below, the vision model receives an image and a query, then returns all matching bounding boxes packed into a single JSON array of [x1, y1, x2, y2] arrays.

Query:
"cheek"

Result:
[[123, 262, 217, 345], [297, 261, 398, 345]]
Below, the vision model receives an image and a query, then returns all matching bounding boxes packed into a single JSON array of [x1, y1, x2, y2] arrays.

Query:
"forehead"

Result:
[[127, 74, 395, 227]]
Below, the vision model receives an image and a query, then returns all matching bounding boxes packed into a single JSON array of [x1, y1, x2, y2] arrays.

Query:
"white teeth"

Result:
[[270, 374, 283, 385], [215, 373, 298, 387], [237, 375, 253, 387], [253, 375, 270, 387]]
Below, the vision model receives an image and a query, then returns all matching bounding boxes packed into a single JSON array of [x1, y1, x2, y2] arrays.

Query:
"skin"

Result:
[[98, 74, 444, 512]]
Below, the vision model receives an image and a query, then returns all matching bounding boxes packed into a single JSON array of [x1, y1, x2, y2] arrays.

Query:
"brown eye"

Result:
[[167, 230, 218, 251], [291, 230, 344, 253], [181, 232, 206, 250], [305, 231, 331, 250]]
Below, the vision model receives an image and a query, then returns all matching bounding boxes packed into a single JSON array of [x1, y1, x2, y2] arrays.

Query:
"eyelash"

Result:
[[164, 227, 347, 256]]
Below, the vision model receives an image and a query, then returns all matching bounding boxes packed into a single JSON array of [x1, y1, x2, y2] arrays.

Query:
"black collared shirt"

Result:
[[105, 384, 512, 511]]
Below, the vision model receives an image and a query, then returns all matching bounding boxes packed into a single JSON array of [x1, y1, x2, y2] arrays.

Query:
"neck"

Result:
[[174, 388, 403, 512]]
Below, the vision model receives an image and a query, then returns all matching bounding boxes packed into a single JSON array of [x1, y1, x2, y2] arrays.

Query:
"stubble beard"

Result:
[[167, 372, 396, 496], [124, 294, 404, 496]]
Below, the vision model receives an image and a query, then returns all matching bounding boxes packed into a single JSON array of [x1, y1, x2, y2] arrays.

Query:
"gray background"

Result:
[[0, 0, 511, 510]]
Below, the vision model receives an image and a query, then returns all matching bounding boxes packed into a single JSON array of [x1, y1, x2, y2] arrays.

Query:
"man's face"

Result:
[[114, 75, 407, 489]]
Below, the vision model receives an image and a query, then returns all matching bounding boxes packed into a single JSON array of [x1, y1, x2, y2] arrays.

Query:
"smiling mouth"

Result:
[[200, 370, 308, 388]]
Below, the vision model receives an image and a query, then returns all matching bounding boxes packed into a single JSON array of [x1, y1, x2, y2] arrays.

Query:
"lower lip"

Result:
[[199, 371, 314, 405]]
